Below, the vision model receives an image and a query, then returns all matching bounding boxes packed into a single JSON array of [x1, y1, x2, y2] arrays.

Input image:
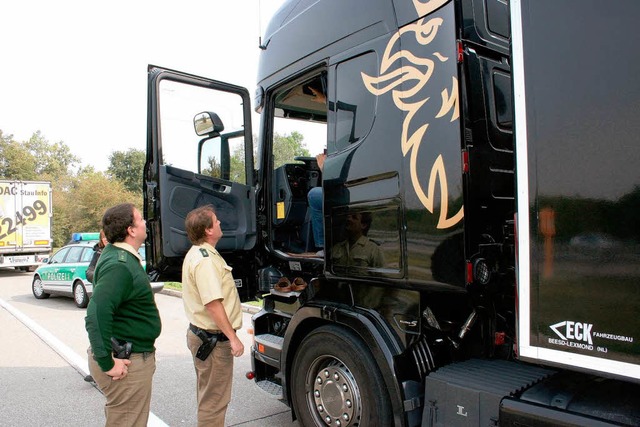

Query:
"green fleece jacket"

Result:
[[85, 244, 161, 371]]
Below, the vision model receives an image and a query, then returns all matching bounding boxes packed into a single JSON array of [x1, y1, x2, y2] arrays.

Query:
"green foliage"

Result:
[[164, 281, 182, 291], [225, 131, 310, 184], [201, 156, 222, 178], [273, 131, 310, 169], [51, 170, 142, 246], [59, 172, 142, 237], [229, 142, 248, 184], [0, 130, 35, 180], [107, 148, 145, 194], [0, 130, 80, 181], [202, 132, 309, 185], [26, 131, 80, 179]]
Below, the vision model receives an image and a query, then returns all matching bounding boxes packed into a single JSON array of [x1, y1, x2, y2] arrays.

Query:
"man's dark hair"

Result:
[[102, 203, 136, 243], [185, 205, 216, 244], [360, 212, 373, 235]]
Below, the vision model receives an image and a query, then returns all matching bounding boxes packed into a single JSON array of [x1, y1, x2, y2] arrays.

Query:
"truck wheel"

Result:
[[73, 281, 89, 308], [32, 276, 50, 299], [291, 325, 393, 426]]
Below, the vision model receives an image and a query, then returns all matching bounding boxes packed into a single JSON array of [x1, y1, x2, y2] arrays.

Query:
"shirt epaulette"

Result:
[[118, 250, 127, 262], [199, 248, 209, 257]]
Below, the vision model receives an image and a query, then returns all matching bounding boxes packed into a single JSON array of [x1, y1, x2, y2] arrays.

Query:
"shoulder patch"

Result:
[[199, 248, 209, 257], [118, 250, 127, 262]]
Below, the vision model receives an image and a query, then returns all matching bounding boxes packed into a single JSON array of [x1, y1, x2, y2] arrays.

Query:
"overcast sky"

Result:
[[0, 0, 285, 171]]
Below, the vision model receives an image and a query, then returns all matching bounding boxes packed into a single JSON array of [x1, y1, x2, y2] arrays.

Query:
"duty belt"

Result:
[[189, 323, 230, 342]]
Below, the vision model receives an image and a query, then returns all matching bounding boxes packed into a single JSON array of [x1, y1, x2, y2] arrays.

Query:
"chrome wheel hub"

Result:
[[311, 361, 361, 426]]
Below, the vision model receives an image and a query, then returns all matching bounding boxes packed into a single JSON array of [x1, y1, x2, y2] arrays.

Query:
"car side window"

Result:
[[81, 247, 94, 262], [65, 246, 84, 263], [50, 247, 69, 264]]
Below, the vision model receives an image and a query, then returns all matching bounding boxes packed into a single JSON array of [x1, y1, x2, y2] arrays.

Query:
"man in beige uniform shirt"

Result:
[[182, 205, 244, 426]]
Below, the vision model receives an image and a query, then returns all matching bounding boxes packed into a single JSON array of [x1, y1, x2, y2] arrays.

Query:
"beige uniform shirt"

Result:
[[181, 242, 242, 331], [331, 235, 385, 268]]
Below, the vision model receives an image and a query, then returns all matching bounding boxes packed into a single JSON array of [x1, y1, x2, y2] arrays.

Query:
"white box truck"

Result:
[[0, 180, 52, 271]]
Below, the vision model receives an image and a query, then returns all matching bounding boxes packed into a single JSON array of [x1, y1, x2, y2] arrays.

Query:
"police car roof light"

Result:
[[71, 232, 100, 242]]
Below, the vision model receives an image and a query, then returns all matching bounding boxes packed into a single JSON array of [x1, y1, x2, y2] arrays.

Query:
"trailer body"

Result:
[[0, 180, 52, 271]]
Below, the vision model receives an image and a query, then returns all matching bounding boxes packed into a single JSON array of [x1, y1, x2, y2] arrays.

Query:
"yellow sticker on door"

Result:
[[277, 202, 285, 219]]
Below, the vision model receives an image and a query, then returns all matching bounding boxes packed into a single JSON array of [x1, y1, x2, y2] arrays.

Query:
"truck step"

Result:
[[254, 334, 285, 366], [256, 379, 283, 399], [255, 333, 284, 351]]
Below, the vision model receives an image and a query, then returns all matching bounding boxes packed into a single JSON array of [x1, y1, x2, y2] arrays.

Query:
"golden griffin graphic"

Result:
[[361, 0, 463, 229]]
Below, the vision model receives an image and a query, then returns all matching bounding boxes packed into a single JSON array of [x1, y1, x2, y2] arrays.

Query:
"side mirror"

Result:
[[194, 112, 224, 136]]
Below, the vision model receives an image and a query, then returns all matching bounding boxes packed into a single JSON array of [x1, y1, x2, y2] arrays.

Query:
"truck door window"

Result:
[[271, 75, 327, 168], [158, 79, 250, 184], [199, 131, 246, 183], [269, 73, 327, 254], [331, 52, 377, 153]]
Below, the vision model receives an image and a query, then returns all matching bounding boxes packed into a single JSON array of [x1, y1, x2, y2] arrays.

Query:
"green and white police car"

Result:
[[32, 233, 157, 308], [31, 237, 96, 308]]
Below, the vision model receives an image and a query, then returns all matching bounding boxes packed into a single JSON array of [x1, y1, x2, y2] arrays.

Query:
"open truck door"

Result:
[[144, 66, 257, 300]]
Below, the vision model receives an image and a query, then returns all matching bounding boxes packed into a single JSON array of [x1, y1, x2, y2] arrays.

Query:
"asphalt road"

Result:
[[0, 268, 298, 427]]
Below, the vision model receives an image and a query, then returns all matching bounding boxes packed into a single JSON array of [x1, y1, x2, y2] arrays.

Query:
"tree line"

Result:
[[0, 129, 145, 246]]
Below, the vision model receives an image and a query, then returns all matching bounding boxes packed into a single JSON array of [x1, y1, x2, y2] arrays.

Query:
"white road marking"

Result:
[[0, 297, 169, 427]]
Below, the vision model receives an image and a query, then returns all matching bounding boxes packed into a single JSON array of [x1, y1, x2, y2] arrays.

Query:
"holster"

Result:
[[110, 337, 132, 359], [192, 326, 218, 361]]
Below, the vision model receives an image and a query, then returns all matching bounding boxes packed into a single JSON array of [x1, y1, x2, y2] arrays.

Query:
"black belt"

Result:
[[189, 323, 229, 342]]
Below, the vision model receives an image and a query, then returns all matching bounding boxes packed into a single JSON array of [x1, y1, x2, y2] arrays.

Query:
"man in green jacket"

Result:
[[85, 203, 161, 427]]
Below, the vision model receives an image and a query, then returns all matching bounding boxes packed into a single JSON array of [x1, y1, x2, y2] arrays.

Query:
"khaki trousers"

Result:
[[187, 329, 234, 427], [88, 349, 156, 427]]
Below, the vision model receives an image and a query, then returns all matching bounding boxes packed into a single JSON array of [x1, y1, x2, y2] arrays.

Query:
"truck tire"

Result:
[[32, 276, 50, 300], [291, 324, 393, 427], [73, 281, 89, 308]]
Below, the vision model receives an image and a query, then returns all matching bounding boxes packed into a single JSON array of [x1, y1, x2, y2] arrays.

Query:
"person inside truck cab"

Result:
[[308, 152, 326, 256], [303, 79, 328, 257], [307, 84, 326, 104]]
